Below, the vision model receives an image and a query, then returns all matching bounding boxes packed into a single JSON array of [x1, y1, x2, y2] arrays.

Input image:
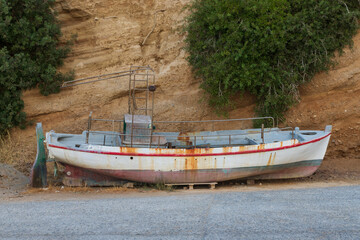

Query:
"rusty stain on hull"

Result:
[[65, 162, 322, 184], [184, 156, 198, 170], [267, 153, 273, 166], [272, 152, 276, 165]]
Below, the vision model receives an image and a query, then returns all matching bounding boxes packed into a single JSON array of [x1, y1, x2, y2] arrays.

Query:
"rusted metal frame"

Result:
[[132, 73, 155, 76], [112, 120, 116, 146], [128, 66, 155, 147], [278, 126, 295, 139], [131, 113, 134, 148], [91, 118, 123, 122], [145, 68, 149, 116], [87, 128, 280, 148], [88, 126, 278, 139], [149, 70, 155, 148], [279, 127, 293, 130], [61, 66, 154, 88], [61, 72, 133, 88], [130, 65, 154, 72], [261, 124, 265, 144], [88, 129, 273, 139], [130, 67, 136, 148], [128, 66, 133, 114], [63, 70, 132, 84], [86, 112, 92, 144]]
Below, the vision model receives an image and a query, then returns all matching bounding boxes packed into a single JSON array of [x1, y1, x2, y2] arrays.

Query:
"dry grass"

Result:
[[25, 184, 140, 194], [0, 131, 22, 165]]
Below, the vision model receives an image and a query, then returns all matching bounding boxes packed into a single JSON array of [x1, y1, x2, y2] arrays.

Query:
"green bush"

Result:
[[184, 0, 359, 126], [0, 0, 73, 134]]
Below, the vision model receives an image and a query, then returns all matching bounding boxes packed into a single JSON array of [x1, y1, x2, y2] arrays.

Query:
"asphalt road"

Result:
[[0, 185, 359, 240]]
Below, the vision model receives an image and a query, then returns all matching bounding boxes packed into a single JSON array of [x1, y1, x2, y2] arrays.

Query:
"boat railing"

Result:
[[153, 117, 275, 126], [84, 114, 278, 146], [84, 124, 294, 148]]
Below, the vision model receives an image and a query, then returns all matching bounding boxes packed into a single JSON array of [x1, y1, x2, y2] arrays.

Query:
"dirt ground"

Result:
[[0, 157, 359, 203]]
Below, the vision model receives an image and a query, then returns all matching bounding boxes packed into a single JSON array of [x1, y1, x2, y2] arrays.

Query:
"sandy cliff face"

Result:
[[23, 0, 219, 129], [8, 0, 360, 173]]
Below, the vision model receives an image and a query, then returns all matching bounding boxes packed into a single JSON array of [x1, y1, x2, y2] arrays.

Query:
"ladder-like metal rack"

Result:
[[61, 66, 156, 147], [127, 66, 156, 147]]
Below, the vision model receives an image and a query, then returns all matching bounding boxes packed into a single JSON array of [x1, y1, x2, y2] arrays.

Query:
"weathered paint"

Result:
[[48, 133, 330, 157], [62, 164, 129, 186], [47, 133, 331, 184], [64, 160, 322, 183], [31, 123, 47, 188]]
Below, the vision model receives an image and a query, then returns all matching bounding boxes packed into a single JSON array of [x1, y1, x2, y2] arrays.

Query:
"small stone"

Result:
[[123, 182, 134, 188]]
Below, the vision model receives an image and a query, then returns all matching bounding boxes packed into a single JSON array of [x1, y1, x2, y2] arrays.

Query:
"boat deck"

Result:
[[49, 127, 329, 149]]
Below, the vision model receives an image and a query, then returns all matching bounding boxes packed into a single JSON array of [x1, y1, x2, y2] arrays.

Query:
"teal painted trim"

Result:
[[30, 123, 47, 187]]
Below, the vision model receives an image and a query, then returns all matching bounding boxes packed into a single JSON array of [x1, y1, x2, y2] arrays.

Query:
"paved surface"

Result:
[[0, 185, 359, 240]]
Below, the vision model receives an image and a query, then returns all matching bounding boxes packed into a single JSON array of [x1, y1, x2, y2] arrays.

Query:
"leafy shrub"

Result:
[[184, 0, 359, 126], [0, 0, 73, 134]]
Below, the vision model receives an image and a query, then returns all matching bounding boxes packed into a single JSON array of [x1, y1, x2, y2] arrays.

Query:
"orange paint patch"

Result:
[[272, 152, 277, 164], [267, 153, 273, 166], [184, 156, 198, 170], [119, 147, 138, 154]]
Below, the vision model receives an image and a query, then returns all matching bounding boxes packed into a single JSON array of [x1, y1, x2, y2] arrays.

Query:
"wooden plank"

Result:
[[165, 182, 217, 190]]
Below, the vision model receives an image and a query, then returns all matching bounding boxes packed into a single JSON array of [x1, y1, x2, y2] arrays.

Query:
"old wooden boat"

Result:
[[41, 66, 332, 185], [46, 122, 331, 184]]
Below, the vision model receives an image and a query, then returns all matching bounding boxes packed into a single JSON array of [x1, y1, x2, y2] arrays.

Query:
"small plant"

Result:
[[154, 182, 173, 191]]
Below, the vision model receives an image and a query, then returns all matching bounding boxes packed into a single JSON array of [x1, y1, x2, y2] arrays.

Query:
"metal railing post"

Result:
[[86, 111, 92, 144]]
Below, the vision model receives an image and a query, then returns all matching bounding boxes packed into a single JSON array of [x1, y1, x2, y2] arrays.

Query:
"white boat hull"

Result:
[[47, 133, 331, 183]]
